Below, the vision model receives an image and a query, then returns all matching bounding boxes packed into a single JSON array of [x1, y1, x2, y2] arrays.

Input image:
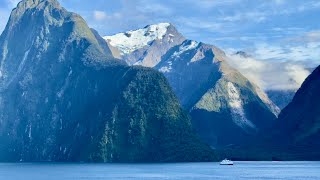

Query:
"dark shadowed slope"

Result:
[[276, 66, 320, 146]]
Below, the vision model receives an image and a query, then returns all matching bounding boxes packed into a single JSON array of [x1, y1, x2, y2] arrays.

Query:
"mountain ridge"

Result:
[[104, 23, 186, 67]]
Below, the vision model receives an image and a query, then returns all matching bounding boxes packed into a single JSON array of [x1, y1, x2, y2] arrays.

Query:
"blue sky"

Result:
[[1, 0, 320, 66]]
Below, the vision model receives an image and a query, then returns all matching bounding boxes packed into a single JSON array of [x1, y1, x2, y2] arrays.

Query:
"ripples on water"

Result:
[[0, 161, 319, 180]]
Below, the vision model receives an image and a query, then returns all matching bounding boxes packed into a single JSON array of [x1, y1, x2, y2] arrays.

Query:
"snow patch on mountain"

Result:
[[227, 82, 256, 130], [159, 61, 173, 73], [158, 40, 199, 73], [28, 124, 32, 139], [18, 49, 30, 73], [172, 40, 199, 58], [57, 68, 72, 98], [104, 23, 171, 55]]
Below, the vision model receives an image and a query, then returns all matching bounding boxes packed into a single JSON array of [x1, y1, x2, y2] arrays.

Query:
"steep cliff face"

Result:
[[0, 0, 215, 162]]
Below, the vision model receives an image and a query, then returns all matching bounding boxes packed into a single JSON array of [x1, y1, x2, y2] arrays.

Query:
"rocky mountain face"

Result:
[[107, 26, 279, 147], [104, 23, 186, 67], [0, 0, 216, 162]]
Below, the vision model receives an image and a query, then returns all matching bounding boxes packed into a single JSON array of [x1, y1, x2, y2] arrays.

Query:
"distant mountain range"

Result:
[[106, 23, 280, 147], [0, 0, 215, 162]]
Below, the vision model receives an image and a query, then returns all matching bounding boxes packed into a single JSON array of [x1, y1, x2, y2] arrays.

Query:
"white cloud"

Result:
[[286, 64, 311, 88], [226, 53, 311, 90], [253, 42, 320, 62], [93, 11, 107, 21], [215, 0, 320, 25], [184, 0, 241, 8], [137, 3, 172, 15], [254, 44, 286, 60], [288, 31, 320, 43], [177, 17, 224, 33], [297, 1, 320, 12], [220, 11, 267, 23]]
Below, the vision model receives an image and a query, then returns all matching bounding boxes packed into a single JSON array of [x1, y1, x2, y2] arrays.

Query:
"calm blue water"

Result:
[[0, 161, 319, 179]]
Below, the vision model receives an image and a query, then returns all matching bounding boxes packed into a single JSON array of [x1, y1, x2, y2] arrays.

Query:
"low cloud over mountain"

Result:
[[226, 52, 311, 91]]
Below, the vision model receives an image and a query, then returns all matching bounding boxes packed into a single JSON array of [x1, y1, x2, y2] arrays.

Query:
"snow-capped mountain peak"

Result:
[[104, 23, 171, 55]]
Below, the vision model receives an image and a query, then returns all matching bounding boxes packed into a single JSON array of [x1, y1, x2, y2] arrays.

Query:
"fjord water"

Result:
[[0, 162, 319, 179]]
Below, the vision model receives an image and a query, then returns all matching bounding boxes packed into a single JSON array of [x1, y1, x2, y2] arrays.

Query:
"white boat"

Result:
[[220, 159, 234, 165]]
